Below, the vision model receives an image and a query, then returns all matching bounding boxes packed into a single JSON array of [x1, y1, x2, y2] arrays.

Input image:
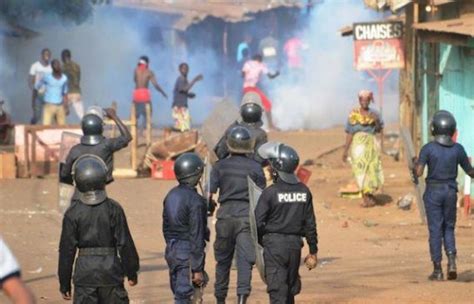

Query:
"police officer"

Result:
[[60, 107, 132, 189], [58, 155, 140, 303], [255, 142, 318, 304], [214, 92, 268, 164], [414, 110, 474, 281], [210, 126, 266, 304], [163, 153, 209, 304]]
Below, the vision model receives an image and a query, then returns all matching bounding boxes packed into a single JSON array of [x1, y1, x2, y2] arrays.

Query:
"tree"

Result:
[[0, 0, 110, 25]]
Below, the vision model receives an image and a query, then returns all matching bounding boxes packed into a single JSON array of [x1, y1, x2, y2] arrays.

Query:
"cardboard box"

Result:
[[0, 152, 16, 179]]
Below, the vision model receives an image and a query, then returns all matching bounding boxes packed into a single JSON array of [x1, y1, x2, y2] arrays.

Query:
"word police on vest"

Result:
[[278, 193, 307, 203], [354, 22, 403, 41]]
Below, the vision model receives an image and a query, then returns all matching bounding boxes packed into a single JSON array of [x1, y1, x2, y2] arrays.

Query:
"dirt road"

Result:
[[1, 128, 473, 303]]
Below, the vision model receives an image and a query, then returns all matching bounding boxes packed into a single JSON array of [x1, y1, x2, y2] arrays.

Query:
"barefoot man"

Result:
[[133, 55, 167, 145]]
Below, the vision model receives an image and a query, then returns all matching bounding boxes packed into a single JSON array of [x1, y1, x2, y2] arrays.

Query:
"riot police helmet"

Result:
[[226, 125, 255, 154], [431, 110, 456, 146], [73, 154, 108, 205], [81, 113, 104, 146], [258, 142, 300, 184], [240, 103, 263, 124], [174, 153, 204, 187]]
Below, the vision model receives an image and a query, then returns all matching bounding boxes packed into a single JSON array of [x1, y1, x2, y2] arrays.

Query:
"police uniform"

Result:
[[60, 135, 130, 186], [417, 141, 473, 265], [210, 155, 266, 301], [255, 179, 318, 304], [58, 198, 139, 303], [214, 121, 268, 164], [163, 184, 208, 304]]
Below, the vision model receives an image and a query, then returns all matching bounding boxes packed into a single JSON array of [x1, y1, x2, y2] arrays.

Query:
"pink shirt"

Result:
[[242, 60, 268, 88], [284, 37, 303, 68]]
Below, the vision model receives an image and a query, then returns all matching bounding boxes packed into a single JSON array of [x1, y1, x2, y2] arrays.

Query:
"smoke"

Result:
[[1, 7, 219, 125], [271, 1, 399, 130]]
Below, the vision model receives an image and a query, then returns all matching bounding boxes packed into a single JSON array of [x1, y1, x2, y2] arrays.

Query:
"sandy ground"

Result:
[[1, 128, 473, 303]]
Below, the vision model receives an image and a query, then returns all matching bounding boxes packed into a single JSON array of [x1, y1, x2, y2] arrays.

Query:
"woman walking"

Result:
[[342, 90, 384, 207]]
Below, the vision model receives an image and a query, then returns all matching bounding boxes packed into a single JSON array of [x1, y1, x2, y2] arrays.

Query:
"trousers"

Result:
[[423, 183, 458, 263], [165, 239, 194, 304], [73, 284, 129, 304], [263, 234, 303, 304], [214, 217, 255, 299]]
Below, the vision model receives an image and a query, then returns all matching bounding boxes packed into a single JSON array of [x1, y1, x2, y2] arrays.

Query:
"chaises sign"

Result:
[[353, 21, 405, 70]]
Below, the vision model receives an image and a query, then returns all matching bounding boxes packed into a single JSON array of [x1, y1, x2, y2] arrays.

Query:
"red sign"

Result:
[[353, 21, 405, 70]]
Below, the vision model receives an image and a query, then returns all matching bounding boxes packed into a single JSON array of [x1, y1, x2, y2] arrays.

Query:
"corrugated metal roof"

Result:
[[364, 0, 456, 11], [0, 20, 39, 38], [114, 0, 302, 30], [413, 14, 474, 37]]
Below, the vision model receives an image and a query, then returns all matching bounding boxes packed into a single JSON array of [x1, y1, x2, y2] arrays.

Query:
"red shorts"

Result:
[[133, 88, 151, 103], [243, 86, 272, 112]]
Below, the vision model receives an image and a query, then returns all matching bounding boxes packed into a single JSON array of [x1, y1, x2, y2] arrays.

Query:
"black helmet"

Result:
[[258, 142, 300, 184], [240, 103, 263, 124], [81, 114, 104, 146], [73, 155, 108, 205], [174, 153, 204, 187], [431, 110, 456, 147], [226, 125, 255, 154]]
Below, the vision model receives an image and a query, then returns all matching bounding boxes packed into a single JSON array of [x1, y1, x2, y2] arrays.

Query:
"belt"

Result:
[[78, 247, 116, 256]]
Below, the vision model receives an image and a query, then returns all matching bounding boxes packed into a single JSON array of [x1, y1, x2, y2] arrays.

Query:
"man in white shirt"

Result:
[[0, 236, 35, 303], [242, 54, 279, 130], [28, 49, 52, 125]]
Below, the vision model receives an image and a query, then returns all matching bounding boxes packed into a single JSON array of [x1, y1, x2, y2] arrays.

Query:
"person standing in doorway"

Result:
[[28, 48, 52, 124]]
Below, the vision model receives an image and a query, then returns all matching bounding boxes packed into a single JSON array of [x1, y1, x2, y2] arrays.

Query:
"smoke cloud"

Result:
[[1, 2, 399, 130], [1, 7, 218, 126], [270, 1, 399, 130]]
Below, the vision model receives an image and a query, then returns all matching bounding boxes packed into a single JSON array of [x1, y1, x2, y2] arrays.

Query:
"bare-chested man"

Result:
[[133, 55, 167, 143]]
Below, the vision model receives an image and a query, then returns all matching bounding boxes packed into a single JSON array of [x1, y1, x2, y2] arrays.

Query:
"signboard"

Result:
[[353, 21, 405, 70]]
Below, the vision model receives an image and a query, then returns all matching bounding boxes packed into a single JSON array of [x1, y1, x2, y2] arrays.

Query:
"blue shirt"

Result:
[[36, 73, 68, 104], [417, 141, 472, 187]]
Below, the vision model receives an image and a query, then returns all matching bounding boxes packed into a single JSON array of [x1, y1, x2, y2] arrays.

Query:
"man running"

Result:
[[242, 55, 279, 130]]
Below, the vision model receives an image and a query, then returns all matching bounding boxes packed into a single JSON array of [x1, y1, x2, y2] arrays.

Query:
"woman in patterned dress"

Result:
[[342, 90, 384, 207]]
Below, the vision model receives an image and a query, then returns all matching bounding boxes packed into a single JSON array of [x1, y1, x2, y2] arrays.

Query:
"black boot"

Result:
[[216, 297, 225, 304], [428, 262, 444, 281], [237, 295, 248, 304], [447, 253, 457, 280]]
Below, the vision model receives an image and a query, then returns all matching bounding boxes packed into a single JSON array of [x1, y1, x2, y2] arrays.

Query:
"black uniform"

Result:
[[255, 179, 318, 304], [210, 155, 266, 300], [163, 184, 208, 304], [60, 135, 130, 186], [214, 121, 268, 163], [58, 198, 139, 303]]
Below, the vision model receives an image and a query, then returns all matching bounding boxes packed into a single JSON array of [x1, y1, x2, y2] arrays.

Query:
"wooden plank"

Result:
[[31, 130, 37, 178], [146, 103, 152, 147], [400, 127, 426, 224], [24, 127, 30, 178], [130, 104, 138, 171], [0, 153, 16, 179]]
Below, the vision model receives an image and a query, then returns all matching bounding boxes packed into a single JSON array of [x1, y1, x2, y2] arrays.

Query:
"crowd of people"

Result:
[[24, 28, 306, 135]]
